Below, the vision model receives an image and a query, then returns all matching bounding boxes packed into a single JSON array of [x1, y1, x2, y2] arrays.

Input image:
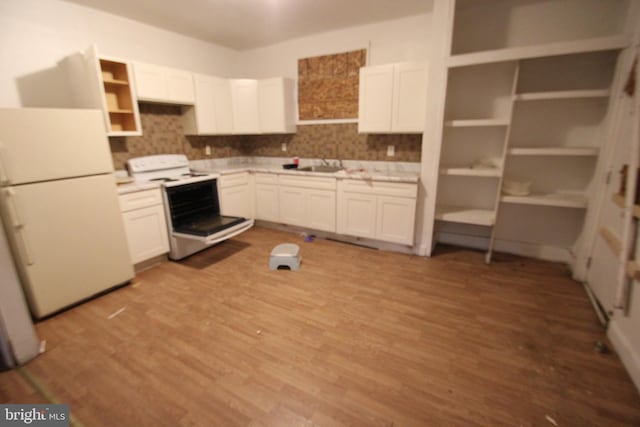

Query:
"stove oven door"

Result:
[[164, 178, 254, 249]]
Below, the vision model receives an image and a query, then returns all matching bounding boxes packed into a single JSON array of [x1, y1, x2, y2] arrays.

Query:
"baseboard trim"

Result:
[[608, 319, 640, 393], [254, 221, 416, 255]]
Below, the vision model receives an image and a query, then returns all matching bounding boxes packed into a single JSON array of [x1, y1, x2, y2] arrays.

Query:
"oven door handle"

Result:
[[172, 219, 254, 245]]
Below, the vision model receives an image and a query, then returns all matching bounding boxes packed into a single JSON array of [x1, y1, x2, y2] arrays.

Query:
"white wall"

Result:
[[234, 14, 432, 79], [0, 0, 237, 108]]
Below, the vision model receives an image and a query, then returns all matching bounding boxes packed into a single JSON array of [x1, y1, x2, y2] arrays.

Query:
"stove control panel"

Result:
[[127, 154, 190, 173]]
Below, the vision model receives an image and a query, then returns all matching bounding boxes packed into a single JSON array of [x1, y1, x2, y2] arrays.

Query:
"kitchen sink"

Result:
[[296, 165, 344, 173]]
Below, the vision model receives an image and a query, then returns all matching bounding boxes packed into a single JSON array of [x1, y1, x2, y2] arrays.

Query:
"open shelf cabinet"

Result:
[[428, 0, 633, 263], [63, 46, 142, 137]]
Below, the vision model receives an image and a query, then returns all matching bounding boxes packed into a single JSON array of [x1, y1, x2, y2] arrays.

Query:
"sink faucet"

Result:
[[321, 158, 330, 166]]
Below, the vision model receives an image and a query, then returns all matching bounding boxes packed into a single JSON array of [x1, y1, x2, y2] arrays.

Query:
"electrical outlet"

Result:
[[387, 145, 395, 157], [205, 145, 211, 156], [281, 142, 287, 152]]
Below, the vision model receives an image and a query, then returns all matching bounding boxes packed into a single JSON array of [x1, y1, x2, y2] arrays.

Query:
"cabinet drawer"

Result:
[[254, 172, 278, 184], [219, 172, 250, 189], [119, 188, 163, 212], [278, 174, 336, 190], [340, 179, 417, 198]]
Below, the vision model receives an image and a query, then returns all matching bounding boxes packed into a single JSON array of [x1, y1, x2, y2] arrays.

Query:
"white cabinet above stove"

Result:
[[133, 62, 195, 105]]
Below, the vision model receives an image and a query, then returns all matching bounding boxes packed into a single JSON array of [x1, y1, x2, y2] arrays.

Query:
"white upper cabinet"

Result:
[[133, 62, 195, 105], [230, 79, 260, 134], [358, 64, 394, 133], [358, 62, 428, 133], [392, 62, 429, 132], [62, 45, 142, 137], [183, 74, 233, 135], [231, 78, 296, 135], [258, 78, 296, 134]]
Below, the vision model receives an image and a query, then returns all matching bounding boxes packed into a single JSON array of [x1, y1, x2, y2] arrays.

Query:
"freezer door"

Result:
[[1, 174, 134, 318], [0, 108, 114, 185]]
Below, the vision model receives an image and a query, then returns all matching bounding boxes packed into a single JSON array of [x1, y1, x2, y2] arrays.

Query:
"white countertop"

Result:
[[114, 157, 420, 194], [190, 157, 420, 183], [115, 181, 161, 195]]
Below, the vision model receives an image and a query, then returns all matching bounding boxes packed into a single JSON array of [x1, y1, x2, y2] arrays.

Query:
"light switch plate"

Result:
[[281, 142, 287, 152]]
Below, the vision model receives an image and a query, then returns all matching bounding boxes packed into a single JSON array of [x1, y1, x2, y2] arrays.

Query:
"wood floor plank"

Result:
[[0, 227, 638, 426]]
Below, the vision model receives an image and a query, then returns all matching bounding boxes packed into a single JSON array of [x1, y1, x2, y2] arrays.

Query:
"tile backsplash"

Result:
[[109, 103, 422, 170]]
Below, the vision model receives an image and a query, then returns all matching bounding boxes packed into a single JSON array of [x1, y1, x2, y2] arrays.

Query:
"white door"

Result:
[[358, 64, 394, 133], [307, 189, 336, 232], [230, 79, 260, 134], [220, 184, 252, 218], [211, 76, 234, 134], [0, 109, 114, 184], [586, 96, 633, 314], [255, 184, 279, 222], [279, 186, 306, 227], [376, 196, 416, 245], [1, 174, 133, 318], [166, 69, 195, 104], [392, 62, 428, 133], [192, 74, 217, 134], [122, 204, 169, 264], [133, 63, 167, 101], [258, 78, 285, 133], [339, 192, 377, 239]]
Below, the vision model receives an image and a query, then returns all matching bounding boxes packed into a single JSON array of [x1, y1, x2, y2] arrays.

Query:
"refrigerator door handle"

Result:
[[4, 188, 34, 265], [0, 142, 9, 185]]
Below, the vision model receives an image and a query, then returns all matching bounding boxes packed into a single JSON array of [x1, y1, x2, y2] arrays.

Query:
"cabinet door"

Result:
[[278, 186, 306, 227], [307, 190, 336, 233], [188, 75, 233, 135], [258, 78, 295, 133], [307, 189, 336, 232], [122, 204, 169, 264], [230, 79, 260, 134], [133, 63, 168, 101], [211, 76, 234, 134], [255, 183, 279, 222], [358, 64, 394, 133], [376, 196, 416, 245], [392, 62, 428, 133], [166, 69, 195, 104], [338, 192, 377, 239], [220, 184, 252, 219]]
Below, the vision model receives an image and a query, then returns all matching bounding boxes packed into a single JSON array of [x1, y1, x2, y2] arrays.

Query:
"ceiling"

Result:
[[62, 0, 432, 50]]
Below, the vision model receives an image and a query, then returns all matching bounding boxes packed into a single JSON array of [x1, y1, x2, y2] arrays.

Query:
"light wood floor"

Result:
[[1, 227, 639, 426]]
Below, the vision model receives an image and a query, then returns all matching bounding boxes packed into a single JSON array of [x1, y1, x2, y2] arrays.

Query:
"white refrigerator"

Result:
[[0, 108, 134, 319]]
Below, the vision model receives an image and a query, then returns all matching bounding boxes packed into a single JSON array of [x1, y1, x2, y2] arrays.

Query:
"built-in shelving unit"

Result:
[[514, 89, 609, 102], [444, 119, 510, 127], [429, 0, 632, 263], [501, 192, 588, 208], [508, 147, 599, 156], [439, 167, 501, 177], [448, 35, 630, 68], [435, 206, 495, 226]]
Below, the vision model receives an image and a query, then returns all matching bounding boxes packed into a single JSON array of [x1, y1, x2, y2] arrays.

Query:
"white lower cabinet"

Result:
[[376, 196, 417, 245], [119, 188, 169, 264], [219, 172, 253, 218], [251, 173, 417, 245], [277, 175, 336, 233], [338, 192, 377, 239], [337, 179, 418, 245], [278, 186, 306, 226], [307, 189, 336, 232], [254, 173, 279, 222]]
